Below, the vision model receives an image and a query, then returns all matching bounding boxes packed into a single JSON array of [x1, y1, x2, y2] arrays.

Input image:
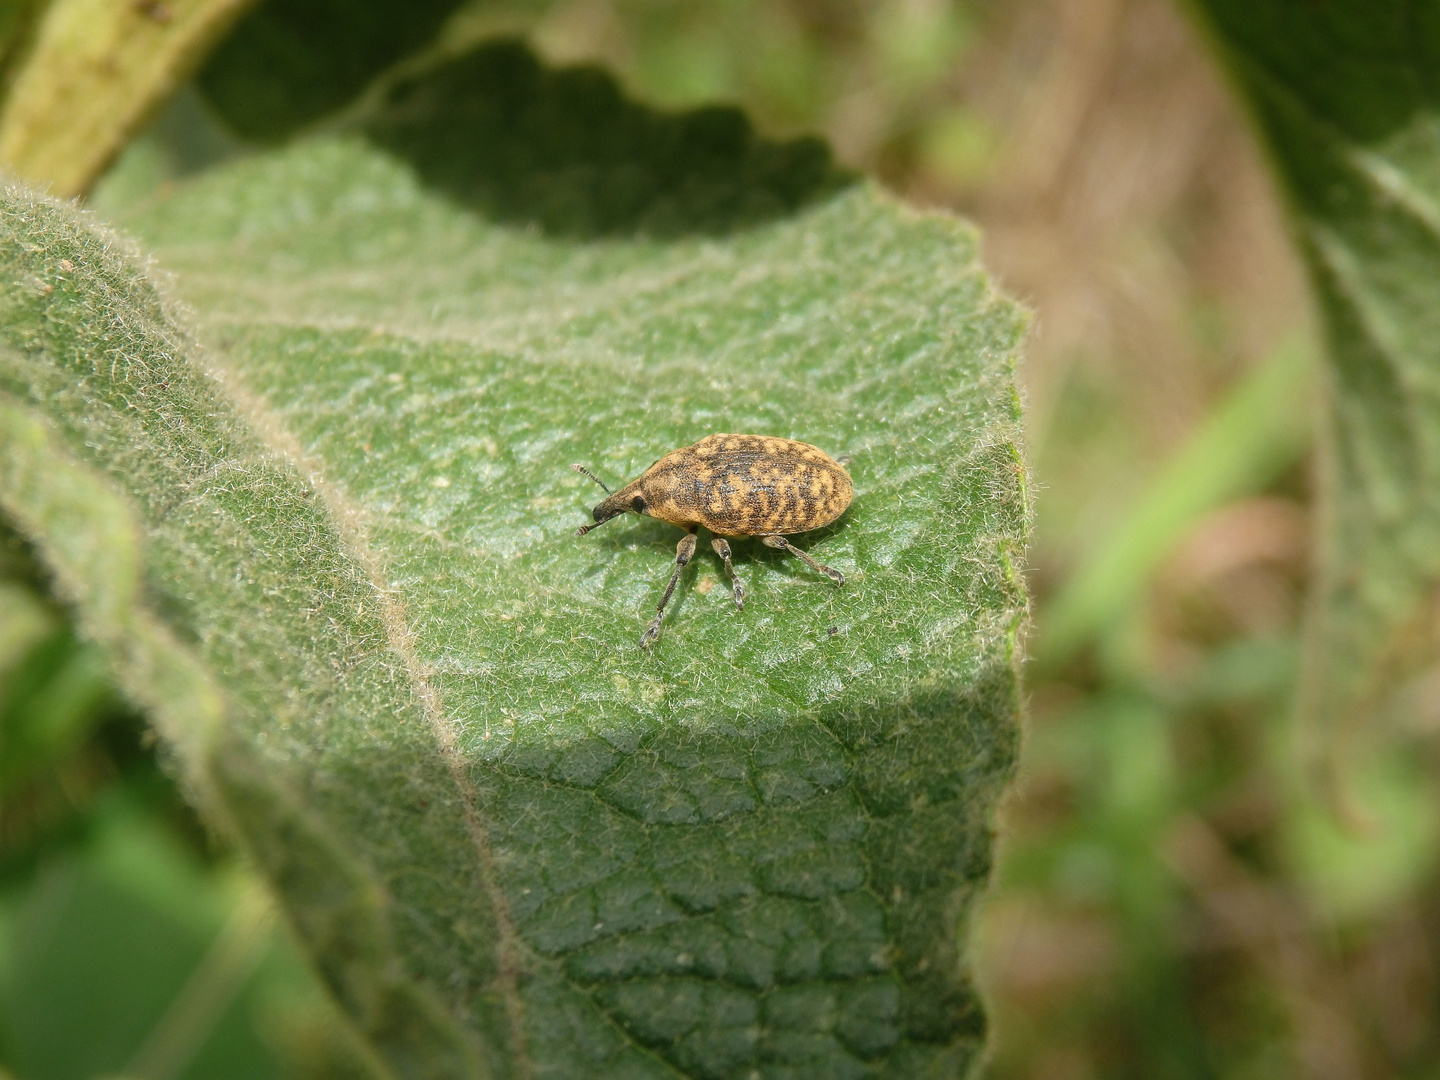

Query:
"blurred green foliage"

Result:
[[0, 521, 371, 1080], [1191, 0, 1440, 798], [199, 0, 471, 141]]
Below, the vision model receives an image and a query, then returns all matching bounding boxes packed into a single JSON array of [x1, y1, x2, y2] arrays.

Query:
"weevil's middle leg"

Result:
[[711, 537, 745, 610], [641, 527, 699, 647], [762, 534, 845, 586]]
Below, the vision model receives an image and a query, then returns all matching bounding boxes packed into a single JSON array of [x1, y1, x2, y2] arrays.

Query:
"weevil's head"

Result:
[[584, 484, 650, 531], [572, 463, 654, 536]]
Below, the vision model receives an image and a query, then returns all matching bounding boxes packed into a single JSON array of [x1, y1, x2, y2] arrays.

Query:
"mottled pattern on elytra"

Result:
[[618, 434, 853, 537]]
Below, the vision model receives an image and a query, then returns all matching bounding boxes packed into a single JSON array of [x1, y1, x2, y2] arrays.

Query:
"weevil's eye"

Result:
[[632, 496, 647, 513]]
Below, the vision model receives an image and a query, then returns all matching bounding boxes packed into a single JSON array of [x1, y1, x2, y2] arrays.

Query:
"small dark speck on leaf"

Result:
[[828, 626, 840, 636]]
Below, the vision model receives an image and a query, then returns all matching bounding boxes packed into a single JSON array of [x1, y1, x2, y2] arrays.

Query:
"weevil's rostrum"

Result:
[[574, 434, 853, 646]]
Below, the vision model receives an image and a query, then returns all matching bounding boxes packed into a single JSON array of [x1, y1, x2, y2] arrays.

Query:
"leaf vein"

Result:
[[200, 360, 535, 1077]]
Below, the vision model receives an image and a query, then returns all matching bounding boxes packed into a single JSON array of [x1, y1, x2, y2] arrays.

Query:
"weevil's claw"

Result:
[[732, 580, 746, 610], [828, 568, 845, 586], [640, 619, 662, 648]]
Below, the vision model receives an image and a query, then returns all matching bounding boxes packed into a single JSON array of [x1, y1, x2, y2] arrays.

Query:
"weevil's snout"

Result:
[[576, 491, 640, 536], [592, 494, 627, 523]]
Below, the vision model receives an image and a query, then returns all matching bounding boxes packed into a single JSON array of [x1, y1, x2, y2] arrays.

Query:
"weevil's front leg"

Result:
[[641, 528, 699, 647], [762, 534, 845, 586], [711, 537, 745, 610]]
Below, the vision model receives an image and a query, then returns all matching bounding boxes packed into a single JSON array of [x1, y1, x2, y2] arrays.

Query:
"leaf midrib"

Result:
[[202, 357, 535, 1077]]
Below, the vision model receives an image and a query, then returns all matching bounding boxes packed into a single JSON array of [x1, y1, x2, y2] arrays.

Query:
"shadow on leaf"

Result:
[[361, 39, 851, 238], [199, 0, 469, 143]]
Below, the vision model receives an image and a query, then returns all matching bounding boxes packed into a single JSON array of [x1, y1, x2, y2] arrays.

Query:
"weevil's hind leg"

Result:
[[711, 537, 745, 610], [762, 534, 845, 586], [642, 528, 699, 647]]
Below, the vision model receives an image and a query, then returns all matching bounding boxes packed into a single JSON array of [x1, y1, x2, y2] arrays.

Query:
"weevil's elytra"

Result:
[[572, 434, 853, 647]]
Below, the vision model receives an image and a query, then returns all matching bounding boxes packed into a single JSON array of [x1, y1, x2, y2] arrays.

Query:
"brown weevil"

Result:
[[573, 434, 853, 647]]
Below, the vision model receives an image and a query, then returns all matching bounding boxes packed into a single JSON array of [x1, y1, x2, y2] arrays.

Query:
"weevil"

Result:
[[573, 433, 853, 647]]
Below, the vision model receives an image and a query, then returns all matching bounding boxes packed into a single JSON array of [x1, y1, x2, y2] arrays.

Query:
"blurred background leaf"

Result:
[[1188, 0, 1440, 802], [359, 38, 843, 235], [1039, 335, 1313, 674], [0, 522, 372, 1080], [197, 0, 471, 141]]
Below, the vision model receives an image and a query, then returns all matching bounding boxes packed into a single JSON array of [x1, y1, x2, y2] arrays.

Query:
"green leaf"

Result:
[[4, 44, 1028, 1078], [1188, 2, 1440, 754]]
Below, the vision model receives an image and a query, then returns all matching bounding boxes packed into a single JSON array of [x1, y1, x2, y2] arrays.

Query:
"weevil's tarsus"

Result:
[[642, 528, 698, 647], [571, 463, 614, 494], [711, 536, 745, 610], [763, 534, 845, 586], [836, 454, 852, 468]]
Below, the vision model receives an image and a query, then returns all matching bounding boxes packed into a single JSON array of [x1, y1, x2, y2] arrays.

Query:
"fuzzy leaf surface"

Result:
[[1191, 1, 1440, 744], [5, 47, 1028, 1080]]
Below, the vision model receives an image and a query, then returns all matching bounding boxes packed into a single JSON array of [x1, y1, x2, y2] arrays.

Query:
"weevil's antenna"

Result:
[[571, 463, 613, 494], [575, 519, 610, 537]]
